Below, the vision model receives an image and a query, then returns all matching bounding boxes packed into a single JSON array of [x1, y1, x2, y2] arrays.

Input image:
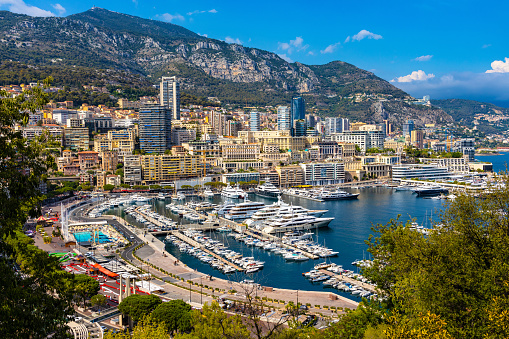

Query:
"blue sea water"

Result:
[[107, 187, 444, 300], [474, 152, 509, 173]]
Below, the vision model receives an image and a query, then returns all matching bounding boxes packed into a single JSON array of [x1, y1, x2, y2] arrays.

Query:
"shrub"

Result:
[[315, 305, 320, 309]]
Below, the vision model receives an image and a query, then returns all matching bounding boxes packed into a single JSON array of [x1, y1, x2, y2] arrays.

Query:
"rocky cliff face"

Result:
[[0, 8, 452, 125]]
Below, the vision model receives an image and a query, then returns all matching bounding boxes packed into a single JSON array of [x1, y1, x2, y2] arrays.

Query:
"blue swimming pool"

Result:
[[73, 231, 112, 243]]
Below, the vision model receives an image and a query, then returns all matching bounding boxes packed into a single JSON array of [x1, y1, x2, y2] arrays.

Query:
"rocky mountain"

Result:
[[0, 8, 452, 126]]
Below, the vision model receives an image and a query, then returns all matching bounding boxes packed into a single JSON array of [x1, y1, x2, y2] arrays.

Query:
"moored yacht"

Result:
[[254, 180, 281, 199], [221, 183, 248, 199], [224, 198, 266, 220], [203, 189, 215, 198], [262, 214, 334, 234], [316, 188, 359, 200]]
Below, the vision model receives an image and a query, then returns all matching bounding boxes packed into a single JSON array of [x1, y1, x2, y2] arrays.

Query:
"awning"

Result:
[[91, 263, 119, 278]]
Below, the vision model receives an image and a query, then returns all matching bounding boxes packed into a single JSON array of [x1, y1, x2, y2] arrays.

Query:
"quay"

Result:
[[170, 230, 245, 272], [217, 217, 319, 260], [135, 206, 217, 232], [319, 270, 377, 293]]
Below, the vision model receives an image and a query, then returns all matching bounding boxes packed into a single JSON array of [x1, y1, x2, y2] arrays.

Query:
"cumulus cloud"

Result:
[[391, 70, 435, 83], [412, 55, 433, 62], [187, 9, 217, 15], [320, 42, 340, 54], [277, 36, 309, 54], [0, 0, 55, 17], [278, 54, 293, 63], [157, 13, 185, 22], [225, 36, 242, 44], [392, 71, 509, 104], [345, 29, 383, 42], [486, 57, 509, 73], [51, 3, 65, 15]]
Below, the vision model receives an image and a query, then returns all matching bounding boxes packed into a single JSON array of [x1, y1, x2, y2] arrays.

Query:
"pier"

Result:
[[170, 230, 245, 272], [319, 270, 377, 293]]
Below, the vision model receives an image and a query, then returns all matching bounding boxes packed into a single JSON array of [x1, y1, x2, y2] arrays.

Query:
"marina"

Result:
[[103, 186, 445, 301]]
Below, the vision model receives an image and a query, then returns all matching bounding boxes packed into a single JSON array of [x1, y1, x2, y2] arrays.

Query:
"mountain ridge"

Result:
[[0, 8, 452, 126]]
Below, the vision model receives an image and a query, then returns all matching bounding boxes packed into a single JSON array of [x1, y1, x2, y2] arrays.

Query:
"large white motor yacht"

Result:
[[221, 183, 248, 199], [262, 214, 334, 234], [224, 198, 266, 220], [254, 180, 281, 199]]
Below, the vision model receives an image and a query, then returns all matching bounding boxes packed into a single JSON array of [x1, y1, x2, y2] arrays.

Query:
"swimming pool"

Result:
[[73, 231, 112, 244]]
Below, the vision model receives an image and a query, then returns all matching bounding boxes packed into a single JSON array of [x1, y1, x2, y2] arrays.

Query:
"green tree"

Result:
[[0, 79, 78, 338], [151, 300, 192, 334], [104, 318, 170, 339], [115, 168, 124, 177], [74, 274, 100, 307], [176, 302, 250, 339], [103, 184, 115, 191], [91, 294, 107, 310], [118, 294, 162, 322], [363, 184, 509, 338]]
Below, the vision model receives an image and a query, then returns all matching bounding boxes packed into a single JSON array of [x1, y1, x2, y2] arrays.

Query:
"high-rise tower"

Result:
[[160, 76, 180, 121]]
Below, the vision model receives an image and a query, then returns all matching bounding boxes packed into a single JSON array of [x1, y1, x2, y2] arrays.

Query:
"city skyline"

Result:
[[0, 1, 508, 106]]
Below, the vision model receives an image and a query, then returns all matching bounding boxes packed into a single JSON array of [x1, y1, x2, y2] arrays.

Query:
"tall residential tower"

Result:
[[160, 76, 180, 121], [139, 106, 172, 154]]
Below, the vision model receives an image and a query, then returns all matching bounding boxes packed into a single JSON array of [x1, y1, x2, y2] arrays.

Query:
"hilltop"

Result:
[[0, 8, 451, 126]]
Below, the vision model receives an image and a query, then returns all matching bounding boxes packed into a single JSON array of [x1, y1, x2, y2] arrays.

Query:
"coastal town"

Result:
[[2, 4, 509, 338], [6, 73, 505, 338]]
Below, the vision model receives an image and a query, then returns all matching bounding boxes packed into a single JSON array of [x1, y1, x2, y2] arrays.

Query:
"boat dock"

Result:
[[282, 191, 324, 202], [319, 269, 377, 293], [170, 230, 244, 272]]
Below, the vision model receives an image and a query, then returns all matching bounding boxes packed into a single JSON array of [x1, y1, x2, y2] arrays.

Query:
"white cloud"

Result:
[[486, 57, 509, 73], [0, 0, 55, 17], [278, 54, 293, 63], [187, 9, 217, 15], [413, 55, 433, 62], [392, 71, 509, 104], [320, 42, 340, 54], [277, 36, 308, 54], [307, 51, 315, 56], [225, 36, 242, 44], [198, 33, 208, 38], [349, 29, 383, 42], [344, 36, 351, 43], [391, 70, 435, 83], [482, 44, 491, 49], [157, 13, 185, 23], [51, 3, 65, 15]]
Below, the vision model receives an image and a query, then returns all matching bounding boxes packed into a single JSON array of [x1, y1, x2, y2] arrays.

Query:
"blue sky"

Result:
[[2, 0, 509, 106]]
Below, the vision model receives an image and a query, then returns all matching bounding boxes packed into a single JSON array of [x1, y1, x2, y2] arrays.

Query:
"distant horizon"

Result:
[[0, 2, 508, 106]]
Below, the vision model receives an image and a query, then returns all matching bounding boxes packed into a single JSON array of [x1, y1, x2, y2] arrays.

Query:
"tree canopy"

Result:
[[151, 300, 192, 334], [118, 294, 162, 322]]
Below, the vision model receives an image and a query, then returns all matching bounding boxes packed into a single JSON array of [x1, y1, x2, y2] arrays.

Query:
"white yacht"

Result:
[[316, 188, 359, 200], [213, 201, 237, 216], [172, 192, 186, 201], [245, 197, 328, 227], [224, 198, 266, 220], [254, 180, 281, 199], [156, 192, 168, 200], [262, 214, 334, 234], [203, 189, 215, 198], [221, 183, 248, 199]]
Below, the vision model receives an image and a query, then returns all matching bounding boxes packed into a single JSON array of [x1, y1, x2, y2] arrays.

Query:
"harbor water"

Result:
[[107, 187, 444, 301]]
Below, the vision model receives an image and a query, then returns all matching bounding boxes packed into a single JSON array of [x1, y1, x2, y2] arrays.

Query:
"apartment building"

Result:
[[221, 144, 261, 161], [77, 151, 99, 170], [300, 162, 345, 186], [16, 125, 63, 144], [101, 151, 119, 172], [140, 154, 206, 184], [124, 155, 142, 186], [276, 165, 304, 187], [64, 128, 90, 151], [419, 156, 470, 173], [331, 131, 384, 152]]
